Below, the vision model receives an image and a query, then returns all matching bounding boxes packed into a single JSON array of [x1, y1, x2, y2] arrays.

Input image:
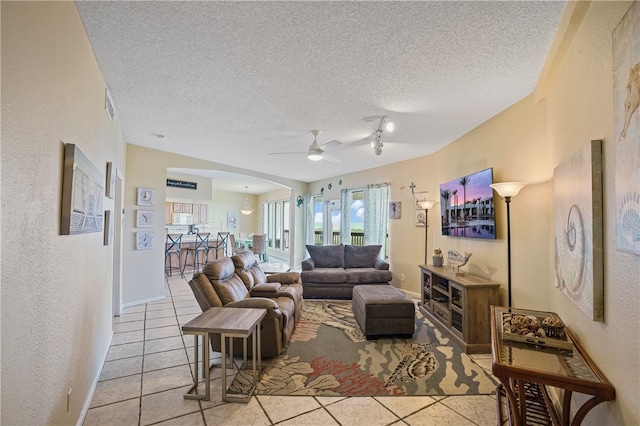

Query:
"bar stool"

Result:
[[182, 232, 210, 275], [165, 234, 183, 277], [216, 232, 230, 258]]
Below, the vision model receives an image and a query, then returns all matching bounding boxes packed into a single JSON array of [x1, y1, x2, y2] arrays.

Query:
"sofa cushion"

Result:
[[345, 268, 392, 284], [301, 268, 347, 284], [344, 245, 382, 268], [306, 244, 345, 268], [212, 275, 250, 304], [191, 272, 223, 308]]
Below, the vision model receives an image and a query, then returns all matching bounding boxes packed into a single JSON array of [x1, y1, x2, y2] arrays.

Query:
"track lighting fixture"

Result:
[[370, 115, 394, 156]]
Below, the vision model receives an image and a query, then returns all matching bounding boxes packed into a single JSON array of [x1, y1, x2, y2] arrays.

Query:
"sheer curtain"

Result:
[[304, 194, 315, 250], [340, 189, 352, 245], [364, 182, 390, 258]]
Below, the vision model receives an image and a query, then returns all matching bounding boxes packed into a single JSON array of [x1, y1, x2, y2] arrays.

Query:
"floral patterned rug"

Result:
[[228, 300, 498, 397]]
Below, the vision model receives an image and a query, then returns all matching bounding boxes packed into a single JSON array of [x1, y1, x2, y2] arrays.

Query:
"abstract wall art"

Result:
[[60, 143, 104, 235], [553, 140, 604, 321], [613, 1, 640, 255]]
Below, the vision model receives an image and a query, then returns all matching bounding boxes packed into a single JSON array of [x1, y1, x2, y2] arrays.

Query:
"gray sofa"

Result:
[[301, 244, 392, 298]]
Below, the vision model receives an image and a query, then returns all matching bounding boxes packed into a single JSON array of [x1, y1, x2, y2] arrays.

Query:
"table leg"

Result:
[[221, 333, 227, 402], [184, 332, 211, 401]]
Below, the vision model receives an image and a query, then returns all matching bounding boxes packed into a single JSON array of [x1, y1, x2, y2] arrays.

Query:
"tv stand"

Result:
[[419, 265, 500, 353]]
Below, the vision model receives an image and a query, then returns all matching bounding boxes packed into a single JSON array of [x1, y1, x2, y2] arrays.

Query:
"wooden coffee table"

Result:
[[182, 307, 266, 402]]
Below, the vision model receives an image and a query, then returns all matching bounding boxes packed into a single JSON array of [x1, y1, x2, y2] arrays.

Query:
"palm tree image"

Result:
[[459, 176, 469, 222], [440, 189, 451, 225], [451, 189, 458, 222]]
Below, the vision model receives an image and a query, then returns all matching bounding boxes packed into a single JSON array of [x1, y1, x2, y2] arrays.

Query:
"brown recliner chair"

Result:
[[232, 250, 303, 321], [188, 257, 298, 358]]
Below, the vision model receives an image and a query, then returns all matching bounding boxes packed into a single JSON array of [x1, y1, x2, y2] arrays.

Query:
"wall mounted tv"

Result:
[[439, 167, 496, 239]]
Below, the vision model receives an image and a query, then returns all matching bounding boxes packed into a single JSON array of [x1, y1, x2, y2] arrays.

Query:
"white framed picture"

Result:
[[137, 187, 155, 206], [136, 232, 154, 250], [136, 210, 154, 228]]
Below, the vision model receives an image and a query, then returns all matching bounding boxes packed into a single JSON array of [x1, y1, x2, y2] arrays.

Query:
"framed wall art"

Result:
[[553, 140, 604, 321], [136, 210, 154, 228], [613, 1, 640, 255], [389, 201, 401, 219], [60, 143, 104, 235], [135, 232, 154, 250], [227, 212, 237, 229], [414, 191, 428, 226], [137, 187, 155, 206]]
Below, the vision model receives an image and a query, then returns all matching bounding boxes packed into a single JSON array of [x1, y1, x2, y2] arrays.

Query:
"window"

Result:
[[263, 199, 289, 254]]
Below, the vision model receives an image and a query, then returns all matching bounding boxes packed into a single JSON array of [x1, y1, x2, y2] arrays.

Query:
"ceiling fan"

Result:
[[270, 130, 341, 163]]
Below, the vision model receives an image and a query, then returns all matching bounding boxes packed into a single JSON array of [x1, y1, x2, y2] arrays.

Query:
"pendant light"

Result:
[[240, 186, 254, 215]]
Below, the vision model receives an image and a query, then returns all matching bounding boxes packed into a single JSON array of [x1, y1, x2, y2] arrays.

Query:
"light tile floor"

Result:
[[84, 273, 503, 426]]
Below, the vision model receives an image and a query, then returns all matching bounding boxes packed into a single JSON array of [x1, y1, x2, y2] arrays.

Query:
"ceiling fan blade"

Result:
[[320, 139, 342, 149], [269, 151, 305, 156], [323, 153, 341, 163]]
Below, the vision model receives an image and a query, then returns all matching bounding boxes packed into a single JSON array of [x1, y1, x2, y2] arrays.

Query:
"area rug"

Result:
[[229, 300, 498, 397]]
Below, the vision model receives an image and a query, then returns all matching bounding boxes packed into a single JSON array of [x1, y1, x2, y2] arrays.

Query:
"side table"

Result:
[[490, 306, 615, 425], [182, 307, 266, 402]]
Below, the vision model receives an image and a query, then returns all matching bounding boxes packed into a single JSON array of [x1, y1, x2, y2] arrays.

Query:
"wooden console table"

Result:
[[490, 306, 615, 425], [182, 307, 266, 402]]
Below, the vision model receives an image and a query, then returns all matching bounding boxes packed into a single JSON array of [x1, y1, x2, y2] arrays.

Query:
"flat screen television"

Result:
[[439, 167, 496, 239]]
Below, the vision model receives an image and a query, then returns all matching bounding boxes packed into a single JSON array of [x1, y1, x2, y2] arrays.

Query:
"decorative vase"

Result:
[[432, 255, 443, 267]]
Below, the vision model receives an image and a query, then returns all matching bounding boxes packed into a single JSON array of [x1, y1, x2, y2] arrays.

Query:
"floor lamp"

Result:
[[418, 200, 436, 265], [490, 182, 527, 308]]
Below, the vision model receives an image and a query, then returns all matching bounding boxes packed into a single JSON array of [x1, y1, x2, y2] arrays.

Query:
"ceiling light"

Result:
[[307, 149, 323, 161], [385, 121, 395, 132], [240, 186, 254, 215]]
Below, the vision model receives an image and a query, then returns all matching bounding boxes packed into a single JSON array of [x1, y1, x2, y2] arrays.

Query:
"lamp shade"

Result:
[[490, 182, 527, 198], [417, 200, 436, 210]]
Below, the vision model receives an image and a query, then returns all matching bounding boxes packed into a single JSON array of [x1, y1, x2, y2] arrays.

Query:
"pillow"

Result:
[[344, 245, 382, 268], [306, 244, 344, 268]]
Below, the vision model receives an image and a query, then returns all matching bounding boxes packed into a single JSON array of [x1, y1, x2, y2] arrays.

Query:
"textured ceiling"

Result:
[[76, 1, 565, 186]]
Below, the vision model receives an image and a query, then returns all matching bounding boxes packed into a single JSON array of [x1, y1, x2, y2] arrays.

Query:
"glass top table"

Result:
[[490, 306, 614, 426]]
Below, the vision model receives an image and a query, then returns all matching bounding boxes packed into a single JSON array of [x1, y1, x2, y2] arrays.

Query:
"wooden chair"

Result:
[[251, 234, 267, 262]]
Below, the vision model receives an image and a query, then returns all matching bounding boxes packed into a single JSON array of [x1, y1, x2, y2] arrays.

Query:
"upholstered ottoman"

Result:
[[352, 285, 415, 338]]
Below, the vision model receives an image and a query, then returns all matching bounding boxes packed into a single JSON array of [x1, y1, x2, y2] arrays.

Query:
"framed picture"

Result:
[[137, 187, 155, 206], [227, 212, 237, 229], [105, 161, 116, 199], [60, 143, 104, 235], [103, 210, 113, 246], [389, 201, 401, 219], [553, 140, 604, 321], [136, 210, 154, 228], [414, 191, 429, 227], [613, 1, 640, 255], [136, 232, 154, 250]]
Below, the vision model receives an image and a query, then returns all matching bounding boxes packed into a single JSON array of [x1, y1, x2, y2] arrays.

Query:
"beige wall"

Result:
[[308, 2, 639, 424], [1, 2, 126, 424]]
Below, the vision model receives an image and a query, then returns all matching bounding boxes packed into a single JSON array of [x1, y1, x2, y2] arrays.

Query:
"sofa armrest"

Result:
[[266, 272, 301, 284], [250, 282, 282, 297], [226, 297, 278, 310], [374, 259, 390, 270], [301, 257, 316, 270]]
